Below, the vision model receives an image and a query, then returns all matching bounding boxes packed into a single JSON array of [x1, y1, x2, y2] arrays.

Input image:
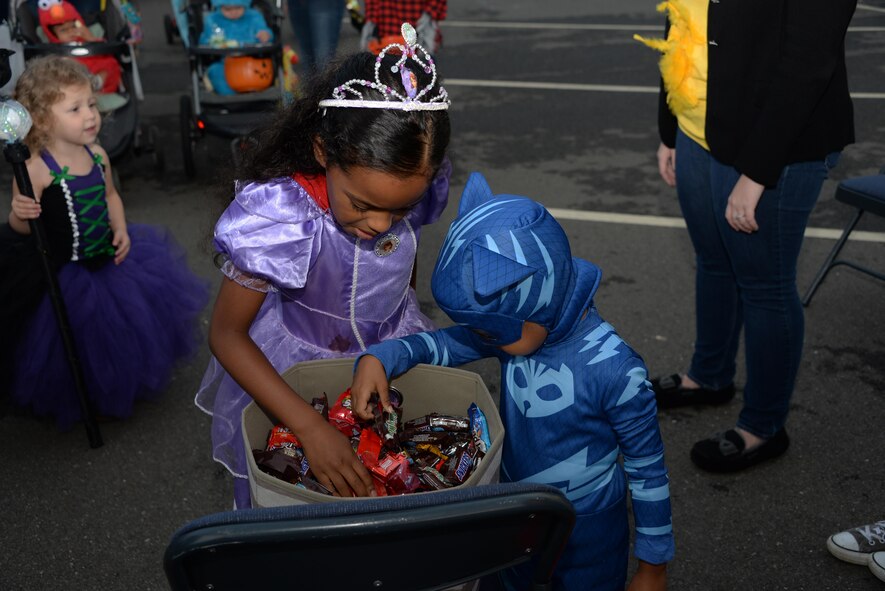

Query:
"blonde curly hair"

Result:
[[13, 56, 95, 153]]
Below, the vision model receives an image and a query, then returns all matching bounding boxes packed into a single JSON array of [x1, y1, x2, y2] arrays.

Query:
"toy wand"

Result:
[[1, 54, 103, 448]]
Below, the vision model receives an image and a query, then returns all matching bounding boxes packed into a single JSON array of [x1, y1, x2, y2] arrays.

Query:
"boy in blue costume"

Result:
[[198, 0, 273, 95], [351, 173, 674, 590]]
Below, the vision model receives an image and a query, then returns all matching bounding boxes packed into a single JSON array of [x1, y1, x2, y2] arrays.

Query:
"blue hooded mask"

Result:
[[431, 173, 601, 347]]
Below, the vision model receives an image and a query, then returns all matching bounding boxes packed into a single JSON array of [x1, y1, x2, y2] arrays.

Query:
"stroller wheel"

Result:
[[133, 124, 147, 157], [164, 14, 177, 45], [180, 95, 197, 179]]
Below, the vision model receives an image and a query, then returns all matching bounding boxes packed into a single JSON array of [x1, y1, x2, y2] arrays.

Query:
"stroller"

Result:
[[169, 0, 284, 178], [7, 0, 162, 173]]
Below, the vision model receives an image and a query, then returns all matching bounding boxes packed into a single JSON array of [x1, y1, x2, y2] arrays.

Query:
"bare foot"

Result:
[[679, 374, 701, 389], [735, 427, 765, 450]]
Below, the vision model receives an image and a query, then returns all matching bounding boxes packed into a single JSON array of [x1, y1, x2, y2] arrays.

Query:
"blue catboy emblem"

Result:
[[506, 357, 575, 417]]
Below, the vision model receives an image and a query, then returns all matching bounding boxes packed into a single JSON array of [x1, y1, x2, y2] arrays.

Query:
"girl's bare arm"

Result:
[[209, 277, 375, 497]]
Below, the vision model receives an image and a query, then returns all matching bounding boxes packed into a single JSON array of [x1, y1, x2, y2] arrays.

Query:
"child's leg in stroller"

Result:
[[207, 60, 235, 95]]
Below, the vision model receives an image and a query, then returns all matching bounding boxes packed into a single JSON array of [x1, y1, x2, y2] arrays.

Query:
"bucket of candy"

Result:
[[242, 359, 504, 507]]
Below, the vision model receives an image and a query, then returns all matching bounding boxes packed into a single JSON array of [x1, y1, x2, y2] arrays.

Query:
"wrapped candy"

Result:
[[255, 387, 488, 496], [328, 389, 362, 438]]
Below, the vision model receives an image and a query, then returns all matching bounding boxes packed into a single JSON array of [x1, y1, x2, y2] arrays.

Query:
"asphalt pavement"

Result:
[[1, 0, 884, 589]]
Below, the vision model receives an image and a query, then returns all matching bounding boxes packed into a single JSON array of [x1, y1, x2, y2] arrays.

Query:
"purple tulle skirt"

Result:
[[10, 224, 210, 430]]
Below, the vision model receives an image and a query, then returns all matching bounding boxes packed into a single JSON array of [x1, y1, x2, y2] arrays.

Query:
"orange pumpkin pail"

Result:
[[368, 34, 405, 55], [224, 56, 274, 93]]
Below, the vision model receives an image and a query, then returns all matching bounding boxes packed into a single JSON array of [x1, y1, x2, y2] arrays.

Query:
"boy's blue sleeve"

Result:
[[359, 326, 490, 379], [603, 357, 675, 565], [245, 9, 273, 41], [198, 13, 217, 45]]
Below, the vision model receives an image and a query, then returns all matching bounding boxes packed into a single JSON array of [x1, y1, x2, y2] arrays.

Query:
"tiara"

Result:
[[318, 23, 450, 111]]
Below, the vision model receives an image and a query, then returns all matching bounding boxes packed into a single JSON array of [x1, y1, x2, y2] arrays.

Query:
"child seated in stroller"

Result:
[[199, 0, 273, 95], [37, 0, 121, 95]]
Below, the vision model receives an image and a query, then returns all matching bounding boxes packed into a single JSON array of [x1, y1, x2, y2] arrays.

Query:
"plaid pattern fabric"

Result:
[[364, 0, 446, 38]]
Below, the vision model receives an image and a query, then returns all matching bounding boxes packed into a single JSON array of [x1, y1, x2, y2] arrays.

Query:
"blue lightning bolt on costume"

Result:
[[360, 173, 674, 589]]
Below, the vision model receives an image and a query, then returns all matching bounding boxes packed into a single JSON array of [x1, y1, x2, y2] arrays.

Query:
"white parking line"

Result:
[[445, 79, 885, 100], [547, 208, 885, 243], [446, 78, 657, 94], [440, 14, 885, 245], [857, 3, 885, 13], [442, 19, 885, 33], [444, 20, 662, 32]]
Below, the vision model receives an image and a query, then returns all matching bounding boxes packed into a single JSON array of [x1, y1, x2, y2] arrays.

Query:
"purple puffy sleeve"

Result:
[[407, 156, 451, 227], [213, 178, 323, 292]]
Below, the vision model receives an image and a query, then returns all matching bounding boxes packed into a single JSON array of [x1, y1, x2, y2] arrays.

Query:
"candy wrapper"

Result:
[[266, 424, 300, 450], [469, 403, 492, 453], [449, 440, 482, 484], [404, 413, 470, 433], [328, 389, 362, 438], [257, 387, 487, 496], [370, 387, 403, 449], [381, 454, 422, 494], [311, 394, 329, 421], [357, 427, 383, 468], [417, 465, 453, 490], [253, 448, 301, 484]]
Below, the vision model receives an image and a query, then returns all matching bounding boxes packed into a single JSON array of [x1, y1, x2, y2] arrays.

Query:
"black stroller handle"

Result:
[[188, 42, 282, 58], [23, 42, 132, 60]]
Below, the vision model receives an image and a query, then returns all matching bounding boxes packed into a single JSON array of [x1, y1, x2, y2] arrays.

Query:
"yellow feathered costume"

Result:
[[635, 0, 709, 148]]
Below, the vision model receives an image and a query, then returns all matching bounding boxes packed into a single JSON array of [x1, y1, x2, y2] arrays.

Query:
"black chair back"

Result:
[[165, 482, 576, 591]]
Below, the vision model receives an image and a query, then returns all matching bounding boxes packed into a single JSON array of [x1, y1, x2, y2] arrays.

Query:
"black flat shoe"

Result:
[[651, 374, 735, 409], [690, 428, 790, 472]]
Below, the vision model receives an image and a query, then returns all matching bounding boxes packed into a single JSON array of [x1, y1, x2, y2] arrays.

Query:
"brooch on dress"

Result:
[[374, 233, 400, 257]]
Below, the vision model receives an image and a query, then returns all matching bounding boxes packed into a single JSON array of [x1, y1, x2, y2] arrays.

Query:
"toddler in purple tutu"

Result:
[[196, 23, 452, 508], [2, 56, 209, 429]]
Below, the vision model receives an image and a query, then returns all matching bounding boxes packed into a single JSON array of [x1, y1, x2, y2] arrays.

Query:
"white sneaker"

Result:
[[827, 520, 885, 565], [870, 552, 885, 583]]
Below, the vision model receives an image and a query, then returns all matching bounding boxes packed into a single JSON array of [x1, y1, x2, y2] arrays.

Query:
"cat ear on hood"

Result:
[[471, 242, 536, 298], [458, 172, 494, 216]]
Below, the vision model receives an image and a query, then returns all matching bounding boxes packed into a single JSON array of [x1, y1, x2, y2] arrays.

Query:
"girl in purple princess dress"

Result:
[[196, 29, 452, 508], [2, 56, 209, 429]]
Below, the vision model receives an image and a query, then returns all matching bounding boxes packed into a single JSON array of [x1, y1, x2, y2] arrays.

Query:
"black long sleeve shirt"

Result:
[[659, 0, 857, 187]]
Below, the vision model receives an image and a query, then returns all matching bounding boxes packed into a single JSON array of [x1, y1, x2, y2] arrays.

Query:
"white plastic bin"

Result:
[[242, 359, 504, 507]]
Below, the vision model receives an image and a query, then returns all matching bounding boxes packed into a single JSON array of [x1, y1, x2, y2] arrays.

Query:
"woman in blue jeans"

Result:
[[287, 0, 344, 73], [638, 0, 857, 472]]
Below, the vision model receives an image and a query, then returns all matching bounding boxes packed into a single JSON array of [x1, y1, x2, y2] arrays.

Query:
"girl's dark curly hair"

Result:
[[237, 51, 451, 182]]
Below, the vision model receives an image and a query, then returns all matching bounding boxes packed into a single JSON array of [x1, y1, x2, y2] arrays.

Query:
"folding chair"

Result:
[[802, 172, 885, 306], [164, 482, 576, 591]]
